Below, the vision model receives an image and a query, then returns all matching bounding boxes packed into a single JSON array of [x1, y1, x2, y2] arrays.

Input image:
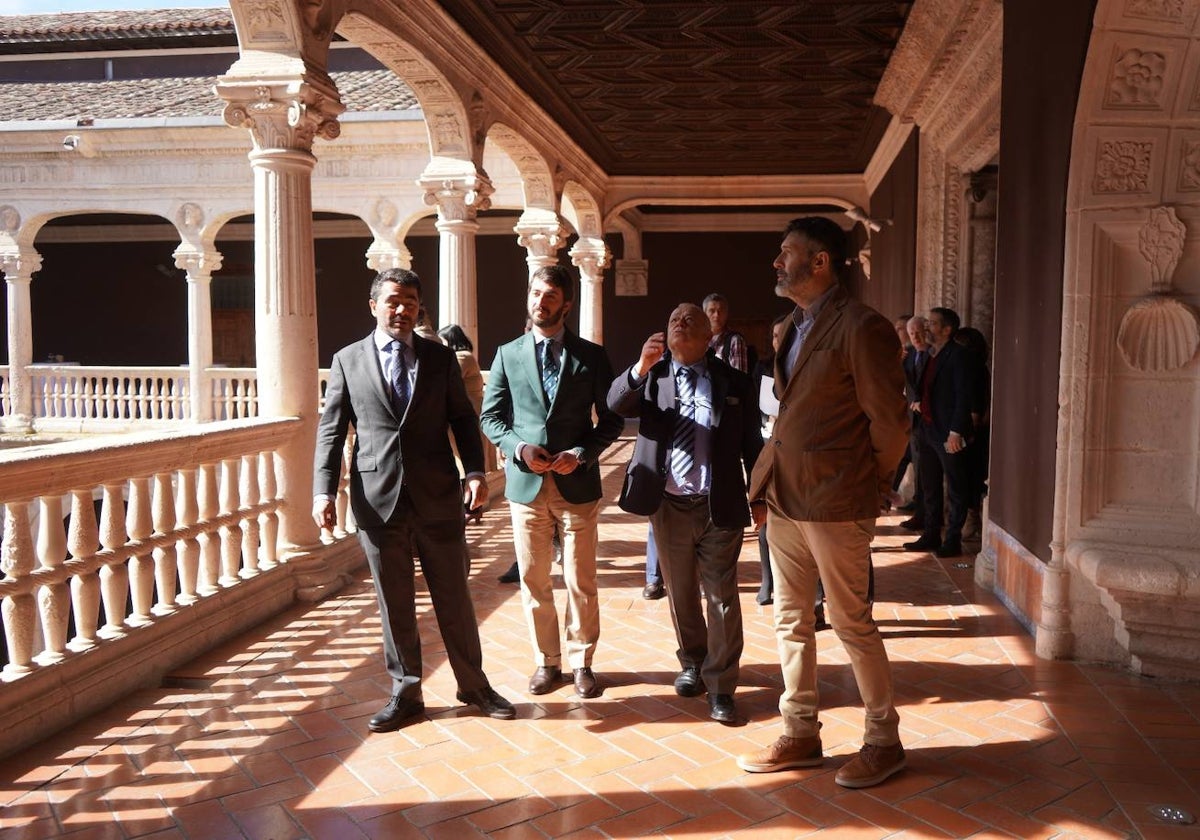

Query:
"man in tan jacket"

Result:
[[737, 217, 910, 789]]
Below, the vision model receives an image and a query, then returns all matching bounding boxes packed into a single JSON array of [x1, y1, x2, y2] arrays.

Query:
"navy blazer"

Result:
[[921, 339, 975, 441], [314, 333, 484, 527], [607, 352, 762, 530]]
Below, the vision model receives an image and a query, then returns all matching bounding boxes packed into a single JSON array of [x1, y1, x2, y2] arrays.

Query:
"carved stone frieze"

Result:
[[1125, 0, 1186, 21], [1180, 138, 1200, 190], [1138, 205, 1186, 289], [1095, 139, 1154, 192]]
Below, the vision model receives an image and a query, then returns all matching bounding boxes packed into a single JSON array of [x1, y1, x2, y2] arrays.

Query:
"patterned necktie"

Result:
[[670, 366, 697, 485], [390, 340, 410, 417], [541, 339, 560, 403]]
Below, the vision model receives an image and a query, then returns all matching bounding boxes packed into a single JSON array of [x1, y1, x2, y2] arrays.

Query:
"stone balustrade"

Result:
[[29, 364, 191, 425], [0, 417, 298, 679]]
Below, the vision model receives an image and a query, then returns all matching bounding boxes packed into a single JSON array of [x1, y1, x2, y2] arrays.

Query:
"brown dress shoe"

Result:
[[528, 666, 562, 695], [573, 667, 601, 698], [737, 731, 824, 772], [834, 743, 906, 788]]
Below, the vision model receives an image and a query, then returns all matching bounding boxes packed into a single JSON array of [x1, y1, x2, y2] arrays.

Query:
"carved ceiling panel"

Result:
[[432, 0, 912, 177]]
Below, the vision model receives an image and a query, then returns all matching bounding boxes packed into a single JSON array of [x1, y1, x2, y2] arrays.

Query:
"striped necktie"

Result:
[[541, 339, 560, 403], [390, 340, 410, 417], [670, 366, 698, 485]]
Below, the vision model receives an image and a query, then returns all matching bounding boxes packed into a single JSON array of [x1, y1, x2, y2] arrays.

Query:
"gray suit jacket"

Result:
[[314, 333, 484, 528]]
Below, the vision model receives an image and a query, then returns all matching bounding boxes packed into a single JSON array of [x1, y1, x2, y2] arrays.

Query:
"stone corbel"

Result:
[[1117, 206, 1200, 372], [365, 241, 412, 272], [216, 79, 344, 152]]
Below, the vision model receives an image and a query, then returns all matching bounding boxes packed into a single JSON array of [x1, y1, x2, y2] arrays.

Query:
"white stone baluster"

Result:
[[152, 472, 178, 614], [175, 467, 200, 604], [95, 483, 130, 638], [35, 494, 69, 664], [68, 489, 101, 650], [257, 451, 278, 569], [125, 477, 154, 626], [1, 501, 37, 676], [218, 458, 241, 587], [196, 463, 220, 595], [239, 454, 260, 577]]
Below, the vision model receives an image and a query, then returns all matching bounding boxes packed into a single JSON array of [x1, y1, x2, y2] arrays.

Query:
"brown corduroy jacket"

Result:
[[749, 285, 909, 523]]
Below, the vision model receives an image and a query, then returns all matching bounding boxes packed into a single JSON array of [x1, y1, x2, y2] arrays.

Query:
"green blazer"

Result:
[[481, 330, 624, 505]]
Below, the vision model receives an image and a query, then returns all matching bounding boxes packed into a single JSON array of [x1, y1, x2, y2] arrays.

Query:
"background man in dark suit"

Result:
[[608, 303, 762, 724], [313, 268, 514, 732], [905, 306, 976, 558], [898, 314, 930, 531], [480, 265, 623, 699], [737, 217, 909, 789]]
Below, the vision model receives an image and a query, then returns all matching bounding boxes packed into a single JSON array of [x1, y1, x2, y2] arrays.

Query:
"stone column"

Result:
[[570, 239, 609, 344], [217, 79, 343, 565], [1, 247, 42, 433], [419, 173, 492, 349], [173, 247, 222, 423], [515, 212, 566, 279]]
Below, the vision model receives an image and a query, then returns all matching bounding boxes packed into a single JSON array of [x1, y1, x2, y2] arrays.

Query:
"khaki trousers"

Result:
[[765, 504, 900, 745], [509, 477, 601, 670]]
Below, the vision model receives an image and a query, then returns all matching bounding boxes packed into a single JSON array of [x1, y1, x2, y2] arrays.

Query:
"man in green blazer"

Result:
[[481, 265, 624, 699]]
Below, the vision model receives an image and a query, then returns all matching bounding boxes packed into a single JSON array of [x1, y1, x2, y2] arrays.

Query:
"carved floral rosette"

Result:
[[1116, 205, 1200, 372]]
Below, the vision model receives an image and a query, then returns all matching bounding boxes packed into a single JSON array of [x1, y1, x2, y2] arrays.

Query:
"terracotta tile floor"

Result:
[[3, 439, 1199, 839]]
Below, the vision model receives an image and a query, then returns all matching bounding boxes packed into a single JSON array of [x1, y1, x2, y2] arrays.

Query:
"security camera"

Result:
[[62, 135, 81, 151]]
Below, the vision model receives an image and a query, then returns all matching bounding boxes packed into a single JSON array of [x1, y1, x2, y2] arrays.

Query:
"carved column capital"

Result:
[[569, 238, 611, 280], [173, 247, 223, 280], [366, 243, 412, 272], [0, 248, 42, 282], [216, 79, 344, 153], [515, 219, 566, 259], [418, 172, 494, 221]]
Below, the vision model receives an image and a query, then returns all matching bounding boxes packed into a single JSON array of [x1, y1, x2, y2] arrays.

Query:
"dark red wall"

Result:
[[990, 0, 1095, 562]]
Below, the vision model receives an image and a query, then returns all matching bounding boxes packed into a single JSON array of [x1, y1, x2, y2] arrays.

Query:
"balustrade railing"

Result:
[[0, 417, 296, 680], [29, 365, 191, 423], [0, 366, 10, 418]]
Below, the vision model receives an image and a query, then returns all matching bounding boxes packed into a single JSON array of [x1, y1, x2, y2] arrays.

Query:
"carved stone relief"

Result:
[[1095, 139, 1154, 192], [1106, 48, 1169, 107], [1117, 206, 1200, 371], [0, 205, 19, 234], [615, 259, 648, 296], [1125, 0, 1186, 22]]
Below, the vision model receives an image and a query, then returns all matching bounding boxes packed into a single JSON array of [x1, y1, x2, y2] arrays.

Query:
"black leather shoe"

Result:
[[674, 666, 702, 697], [498, 562, 519, 584], [814, 610, 830, 632], [904, 536, 942, 552], [573, 667, 601, 698], [642, 581, 665, 600], [368, 695, 425, 732], [935, 541, 964, 558], [528, 665, 562, 695], [456, 686, 516, 720], [899, 517, 925, 531], [708, 693, 737, 724]]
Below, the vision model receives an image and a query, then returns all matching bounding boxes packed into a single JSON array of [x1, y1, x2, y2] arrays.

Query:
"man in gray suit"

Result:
[[607, 303, 762, 723], [313, 268, 514, 732]]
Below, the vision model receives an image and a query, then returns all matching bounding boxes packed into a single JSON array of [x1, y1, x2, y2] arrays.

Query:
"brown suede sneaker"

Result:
[[834, 742, 907, 788], [736, 733, 824, 773]]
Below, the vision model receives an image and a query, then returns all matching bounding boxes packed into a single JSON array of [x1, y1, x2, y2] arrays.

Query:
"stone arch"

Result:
[[560, 181, 603, 241], [336, 11, 475, 171], [485, 124, 557, 213], [1052, 0, 1200, 677]]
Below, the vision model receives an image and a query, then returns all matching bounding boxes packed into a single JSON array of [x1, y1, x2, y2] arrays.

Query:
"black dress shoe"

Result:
[[899, 517, 925, 531], [368, 695, 425, 732], [498, 562, 519, 584], [456, 686, 516, 720], [904, 536, 942, 552], [528, 665, 562, 695], [708, 693, 737, 724], [935, 541, 964, 558], [642, 581, 665, 600], [573, 667, 601, 698], [813, 610, 830, 632], [674, 666, 702, 697]]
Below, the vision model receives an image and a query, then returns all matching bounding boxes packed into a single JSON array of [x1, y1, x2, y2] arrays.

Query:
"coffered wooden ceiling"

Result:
[[434, 0, 913, 178]]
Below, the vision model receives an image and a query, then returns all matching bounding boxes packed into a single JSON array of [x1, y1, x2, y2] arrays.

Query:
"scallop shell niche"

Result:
[[1117, 205, 1200, 373]]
